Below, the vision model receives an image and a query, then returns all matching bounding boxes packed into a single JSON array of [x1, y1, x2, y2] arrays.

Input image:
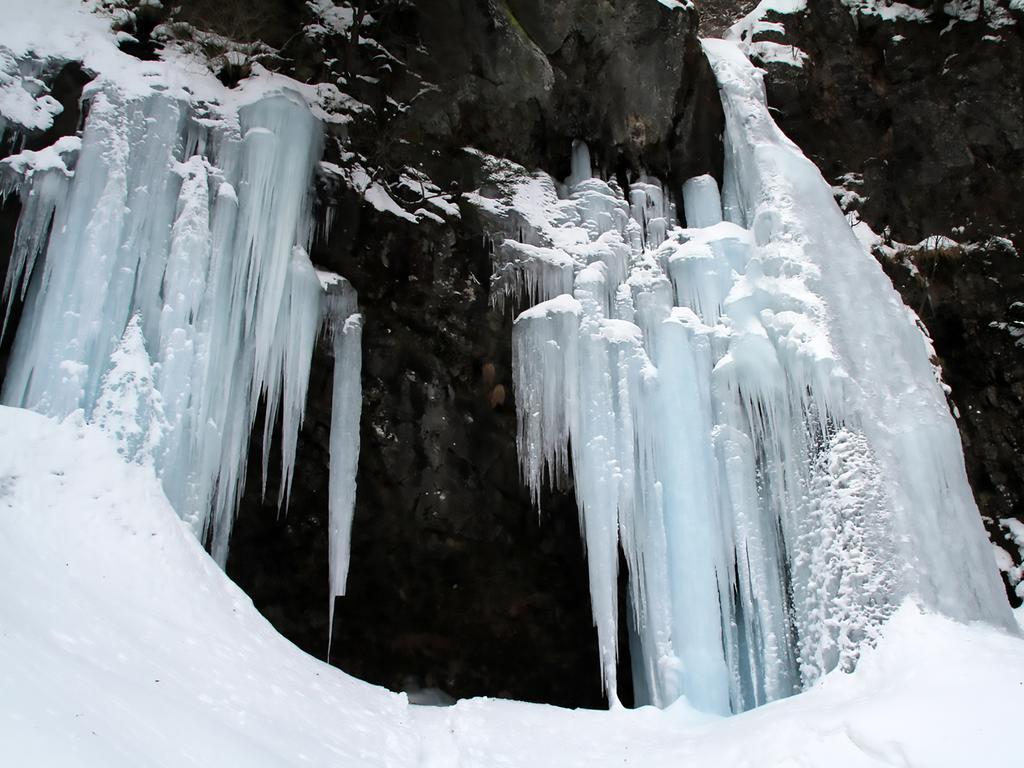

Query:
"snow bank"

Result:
[[1, 405, 1023, 766], [0, 406, 414, 767]]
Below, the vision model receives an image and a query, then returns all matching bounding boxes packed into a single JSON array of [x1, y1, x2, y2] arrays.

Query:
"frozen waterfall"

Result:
[[503, 40, 1014, 714], [0, 80, 362, 582]]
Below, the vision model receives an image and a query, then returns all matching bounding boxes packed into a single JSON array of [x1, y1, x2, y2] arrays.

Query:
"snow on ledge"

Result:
[[0, 0, 355, 136]]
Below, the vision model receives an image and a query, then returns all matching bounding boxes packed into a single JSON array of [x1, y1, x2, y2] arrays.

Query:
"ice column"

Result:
[[703, 37, 1014, 632], [568, 139, 593, 188], [0, 82, 364, 580], [504, 54, 1014, 713], [323, 278, 363, 645]]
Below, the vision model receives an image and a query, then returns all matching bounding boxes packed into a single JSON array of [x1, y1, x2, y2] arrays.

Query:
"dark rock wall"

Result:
[[229, 194, 611, 707], [738, 0, 1024, 246], [226, 0, 724, 705], [401, 0, 724, 185]]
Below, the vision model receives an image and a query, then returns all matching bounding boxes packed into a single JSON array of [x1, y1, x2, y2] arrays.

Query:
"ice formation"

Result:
[[0, 75, 362, 576], [496, 40, 1014, 714], [322, 278, 363, 644]]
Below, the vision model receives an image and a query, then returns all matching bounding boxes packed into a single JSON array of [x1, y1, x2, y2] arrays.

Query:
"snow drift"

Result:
[[0, 404, 1021, 766]]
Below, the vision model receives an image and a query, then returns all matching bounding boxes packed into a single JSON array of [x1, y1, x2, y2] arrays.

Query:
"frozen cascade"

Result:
[[0, 81, 363, 582], [505, 39, 1014, 714]]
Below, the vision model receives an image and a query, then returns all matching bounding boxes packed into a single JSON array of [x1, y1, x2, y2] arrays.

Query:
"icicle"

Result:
[[505, 47, 1013, 716], [512, 295, 581, 502], [154, 154, 211, 515], [323, 277, 362, 649], [0, 136, 78, 337], [490, 240, 575, 314], [571, 179, 631, 241], [262, 247, 324, 508], [682, 174, 723, 228], [628, 180, 672, 249], [0, 81, 342, 570], [568, 139, 593, 188], [663, 239, 732, 325]]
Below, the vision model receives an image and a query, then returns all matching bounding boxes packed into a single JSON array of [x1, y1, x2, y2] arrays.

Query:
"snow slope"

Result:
[[1, 404, 1022, 767]]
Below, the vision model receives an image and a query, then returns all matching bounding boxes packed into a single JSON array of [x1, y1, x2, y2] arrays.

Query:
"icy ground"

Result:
[[0, 404, 1021, 767]]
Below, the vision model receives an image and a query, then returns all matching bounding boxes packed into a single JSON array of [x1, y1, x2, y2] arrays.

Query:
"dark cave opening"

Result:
[[225, 350, 633, 710]]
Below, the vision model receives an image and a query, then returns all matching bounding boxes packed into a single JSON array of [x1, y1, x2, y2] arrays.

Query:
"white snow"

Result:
[[1, 405, 1023, 766], [840, 0, 931, 22], [999, 517, 1024, 599], [306, 0, 358, 36], [747, 40, 809, 67], [726, 3, 811, 67], [0, 47, 64, 136], [727, 0, 808, 48], [657, 0, 694, 11], [364, 179, 421, 223], [326, 163, 422, 224]]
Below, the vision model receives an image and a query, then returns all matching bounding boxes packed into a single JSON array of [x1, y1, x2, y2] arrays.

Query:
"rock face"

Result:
[[739, 0, 1024, 246], [228, 195, 614, 708], [728, 0, 1024, 603], [400, 0, 723, 185], [223, 0, 722, 706]]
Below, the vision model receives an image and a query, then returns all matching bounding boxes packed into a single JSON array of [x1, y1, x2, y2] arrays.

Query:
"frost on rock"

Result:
[[0, 73, 363, 583], [490, 39, 1014, 715], [0, 47, 64, 142], [726, 0, 810, 66]]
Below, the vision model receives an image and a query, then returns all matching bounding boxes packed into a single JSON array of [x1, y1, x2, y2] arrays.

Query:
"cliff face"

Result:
[[736, 0, 1024, 247], [726, 0, 1024, 604], [2, 0, 1020, 709], [216, 0, 724, 707]]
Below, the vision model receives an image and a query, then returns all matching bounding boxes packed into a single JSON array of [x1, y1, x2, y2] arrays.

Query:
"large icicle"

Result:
[[0, 136, 78, 336], [495, 38, 1013, 715], [703, 38, 1013, 630], [0, 76, 363, 586], [323, 276, 362, 647]]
